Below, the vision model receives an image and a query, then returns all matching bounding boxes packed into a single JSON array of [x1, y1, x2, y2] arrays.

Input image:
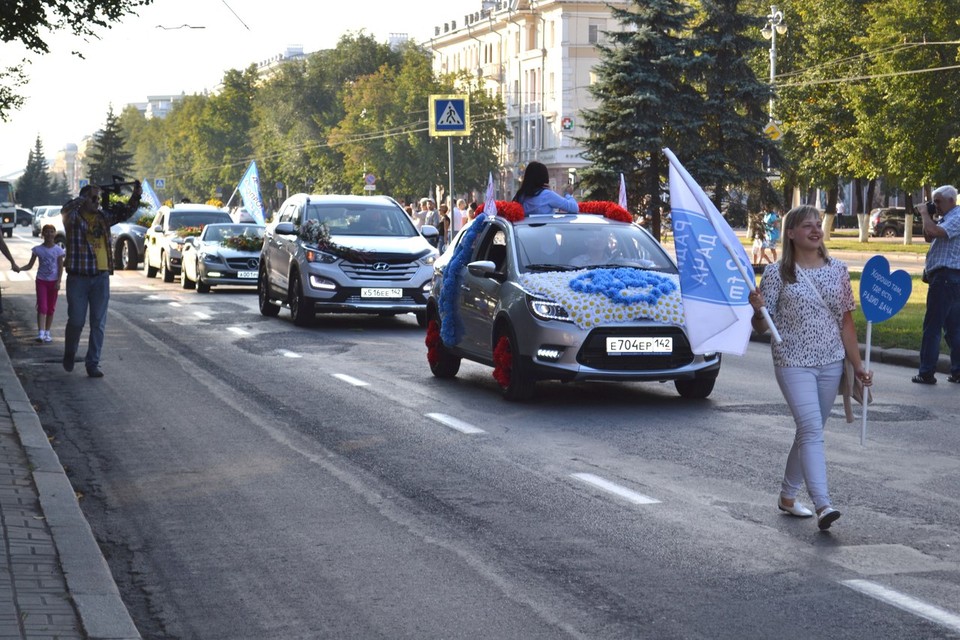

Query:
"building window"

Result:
[[588, 20, 606, 45], [526, 24, 537, 51]]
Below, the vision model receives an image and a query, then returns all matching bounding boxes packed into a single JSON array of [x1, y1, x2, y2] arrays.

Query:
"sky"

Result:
[[0, 0, 472, 180]]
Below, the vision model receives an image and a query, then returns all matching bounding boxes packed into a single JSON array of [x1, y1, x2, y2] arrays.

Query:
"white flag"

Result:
[[484, 172, 497, 217], [238, 161, 266, 225], [664, 148, 754, 356], [618, 173, 627, 209]]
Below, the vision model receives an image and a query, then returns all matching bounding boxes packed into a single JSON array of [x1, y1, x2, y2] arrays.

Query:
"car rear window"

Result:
[[168, 211, 232, 230]]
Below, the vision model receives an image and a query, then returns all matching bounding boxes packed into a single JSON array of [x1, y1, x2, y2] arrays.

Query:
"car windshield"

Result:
[[303, 203, 416, 237], [514, 222, 676, 273], [169, 211, 231, 230], [201, 224, 264, 243]]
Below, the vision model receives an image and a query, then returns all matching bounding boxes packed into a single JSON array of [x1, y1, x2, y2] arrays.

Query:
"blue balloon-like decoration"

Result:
[[438, 213, 489, 345], [569, 268, 677, 306]]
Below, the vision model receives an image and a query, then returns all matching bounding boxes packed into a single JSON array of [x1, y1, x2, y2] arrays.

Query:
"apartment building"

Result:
[[428, 0, 628, 196]]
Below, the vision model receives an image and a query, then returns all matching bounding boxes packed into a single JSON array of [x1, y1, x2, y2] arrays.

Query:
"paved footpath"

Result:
[[0, 329, 139, 639]]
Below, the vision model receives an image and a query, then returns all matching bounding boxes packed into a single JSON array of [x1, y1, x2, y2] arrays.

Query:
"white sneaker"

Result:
[[42, 331, 52, 343], [35, 332, 44, 343]]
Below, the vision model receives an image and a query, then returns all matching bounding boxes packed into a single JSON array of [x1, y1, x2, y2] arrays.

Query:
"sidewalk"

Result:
[[0, 331, 139, 639]]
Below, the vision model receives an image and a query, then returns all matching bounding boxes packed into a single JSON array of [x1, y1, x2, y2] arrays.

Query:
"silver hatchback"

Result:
[[425, 213, 722, 400]]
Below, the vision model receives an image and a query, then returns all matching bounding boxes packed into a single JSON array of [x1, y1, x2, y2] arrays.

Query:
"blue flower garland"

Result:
[[438, 213, 489, 346], [569, 268, 677, 306]]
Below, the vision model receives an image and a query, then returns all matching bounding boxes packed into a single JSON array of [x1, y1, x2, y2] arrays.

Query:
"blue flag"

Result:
[[238, 161, 266, 225], [664, 148, 754, 356], [141, 179, 162, 211]]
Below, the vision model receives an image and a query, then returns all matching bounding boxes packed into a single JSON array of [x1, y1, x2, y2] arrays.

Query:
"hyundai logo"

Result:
[[372, 262, 390, 271], [247, 258, 259, 269]]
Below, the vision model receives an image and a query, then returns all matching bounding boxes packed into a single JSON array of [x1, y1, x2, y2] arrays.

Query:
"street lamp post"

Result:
[[761, 5, 787, 120]]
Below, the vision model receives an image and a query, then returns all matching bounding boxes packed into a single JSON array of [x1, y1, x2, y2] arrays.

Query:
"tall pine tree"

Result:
[[85, 106, 134, 185], [15, 136, 52, 208], [687, 0, 781, 214], [579, 0, 699, 240]]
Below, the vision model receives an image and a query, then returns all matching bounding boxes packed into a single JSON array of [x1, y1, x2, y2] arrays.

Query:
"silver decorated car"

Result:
[[425, 212, 722, 400], [258, 194, 439, 326], [181, 223, 265, 292]]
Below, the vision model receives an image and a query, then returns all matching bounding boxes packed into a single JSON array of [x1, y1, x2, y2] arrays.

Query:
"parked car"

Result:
[[143, 204, 233, 282], [16, 207, 33, 227], [31, 205, 62, 237], [869, 206, 925, 238], [110, 208, 153, 270], [181, 223, 265, 292], [258, 194, 439, 326], [424, 211, 722, 400]]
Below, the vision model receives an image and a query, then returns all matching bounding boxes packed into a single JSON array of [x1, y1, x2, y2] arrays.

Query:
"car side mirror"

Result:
[[467, 260, 503, 280], [153, 225, 162, 232], [275, 221, 296, 235]]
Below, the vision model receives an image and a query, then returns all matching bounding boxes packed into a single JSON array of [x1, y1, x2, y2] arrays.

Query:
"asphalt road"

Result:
[[1, 226, 959, 639]]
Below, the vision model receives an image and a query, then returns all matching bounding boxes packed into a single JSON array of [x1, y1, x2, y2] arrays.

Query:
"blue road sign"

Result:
[[155, 178, 165, 189], [429, 95, 470, 137]]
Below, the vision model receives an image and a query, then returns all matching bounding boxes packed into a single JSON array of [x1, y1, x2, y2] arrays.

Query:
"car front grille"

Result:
[[577, 326, 695, 371], [225, 257, 259, 270], [340, 259, 419, 281]]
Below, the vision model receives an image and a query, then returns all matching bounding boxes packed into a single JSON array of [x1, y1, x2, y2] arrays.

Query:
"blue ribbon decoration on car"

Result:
[[438, 213, 489, 346], [568, 268, 677, 305]]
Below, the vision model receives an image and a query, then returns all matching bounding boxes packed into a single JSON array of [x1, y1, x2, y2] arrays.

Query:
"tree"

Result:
[[0, 0, 153, 120], [86, 106, 135, 185], [15, 136, 52, 207], [579, 0, 699, 240], [687, 0, 780, 213]]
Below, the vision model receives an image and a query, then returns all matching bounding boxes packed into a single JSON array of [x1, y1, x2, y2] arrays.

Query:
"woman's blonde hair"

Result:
[[780, 205, 829, 284]]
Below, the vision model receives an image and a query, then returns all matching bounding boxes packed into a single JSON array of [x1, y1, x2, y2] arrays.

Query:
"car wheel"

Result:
[[289, 272, 313, 327], [493, 329, 535, 401], [426, 316, 460, 378], [161, 253, 174, 283], [117, 238, 138, 270], [881, 226, 898, 238], [32, 229, 39, 237], [415, 310, 428, 328], [258, 267, 280, 317], [181, 263, 196, 290], [4, 229, 10, 238], [674, 376, 716, 399], [143, 252, 158, 278]]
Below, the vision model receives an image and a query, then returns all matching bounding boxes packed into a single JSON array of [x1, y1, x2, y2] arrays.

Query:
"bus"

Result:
[[0, 181, 15, 237]]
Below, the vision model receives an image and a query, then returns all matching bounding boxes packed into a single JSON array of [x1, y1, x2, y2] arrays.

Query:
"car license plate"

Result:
[[606, 337, 673, 354], [237, 271, 257, 278], [361, 288, 402, 298]]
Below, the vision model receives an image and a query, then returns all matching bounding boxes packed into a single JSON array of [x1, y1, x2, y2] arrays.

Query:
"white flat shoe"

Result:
[[778, 496, 814, 517], [817, 507, 841, 530]]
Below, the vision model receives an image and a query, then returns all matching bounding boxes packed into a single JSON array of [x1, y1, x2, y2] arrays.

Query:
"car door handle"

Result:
[[460, 284, 470, 291]]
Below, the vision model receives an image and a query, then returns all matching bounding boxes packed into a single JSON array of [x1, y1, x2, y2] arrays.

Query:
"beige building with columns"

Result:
[[428, 0, 628, 197]]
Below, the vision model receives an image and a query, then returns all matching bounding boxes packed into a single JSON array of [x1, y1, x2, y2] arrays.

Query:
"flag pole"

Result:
[[860, 322, 872, 446], [662, 148, 781, 343]]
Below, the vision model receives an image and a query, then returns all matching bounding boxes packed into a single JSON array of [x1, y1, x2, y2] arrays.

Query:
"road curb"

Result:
[[0, 347, 141, 639]]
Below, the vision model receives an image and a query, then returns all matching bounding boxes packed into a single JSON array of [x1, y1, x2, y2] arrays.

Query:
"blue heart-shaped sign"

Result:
[[859, 255, 912, 323]]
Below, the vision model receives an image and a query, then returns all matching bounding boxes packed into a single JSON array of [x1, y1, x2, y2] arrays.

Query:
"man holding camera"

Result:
[[60, 181, 142, 377], [913, 185, 960, 384]]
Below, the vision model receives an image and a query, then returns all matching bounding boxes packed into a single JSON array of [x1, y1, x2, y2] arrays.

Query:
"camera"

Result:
[[926, 201, 937, 216], [98, 176, 140, 208]]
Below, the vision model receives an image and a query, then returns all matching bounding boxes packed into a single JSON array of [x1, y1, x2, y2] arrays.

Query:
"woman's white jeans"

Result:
[[775, 361, 843, 511]]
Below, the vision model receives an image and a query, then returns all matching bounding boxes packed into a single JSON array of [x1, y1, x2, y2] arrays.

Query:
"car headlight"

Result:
[[420, 253, 438, 266], [527, 296, 572, 322], [305, 249, 338, 263], [202, 253, 221, 264]]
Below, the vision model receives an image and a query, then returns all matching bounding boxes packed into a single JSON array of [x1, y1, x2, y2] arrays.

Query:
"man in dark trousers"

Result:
[[60, 181, 142, 377]]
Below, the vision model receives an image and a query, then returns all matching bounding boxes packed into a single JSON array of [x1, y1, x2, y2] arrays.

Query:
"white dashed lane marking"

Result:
[[570, 473, 661, 505], [280, 350, 302, 358], [194, 312, 212, 320], [227, 327, 251, 336], [841, 579, 960, 634], [332, 373, 368, 387], [426, 413, 486, 435]]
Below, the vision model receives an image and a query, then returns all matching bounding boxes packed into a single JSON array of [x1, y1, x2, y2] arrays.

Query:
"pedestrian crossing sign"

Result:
[[429, 94, 470, 137]]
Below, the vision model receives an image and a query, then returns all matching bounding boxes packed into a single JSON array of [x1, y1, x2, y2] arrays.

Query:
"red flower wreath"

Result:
[[425, 319, 442, 367], [577, 200, 633, 223], [474, 200, 525, 223], [492, 335, 512, 388]]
